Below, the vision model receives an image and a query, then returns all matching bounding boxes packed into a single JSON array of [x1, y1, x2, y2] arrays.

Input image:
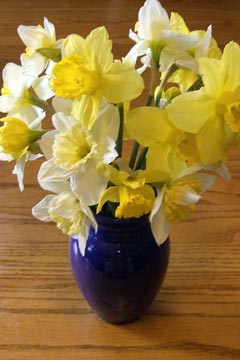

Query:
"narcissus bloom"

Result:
[[0, 117, 45, 159], [150, 165, 216, 245], [0, 113, 46, 191], [167, 41, 240, 164], [0, 62, 52, 121], [39, 102, 119, 205], [18, 17, 62, 76], [32, 184, 97, 255], [50, 26, 144, 118], [96, 162, 168, 219], [127, 0, 200, 72], [126, 106, 186, 176]]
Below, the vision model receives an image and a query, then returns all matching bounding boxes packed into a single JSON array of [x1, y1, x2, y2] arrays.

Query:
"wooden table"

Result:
[[0, 1, 240, 359]]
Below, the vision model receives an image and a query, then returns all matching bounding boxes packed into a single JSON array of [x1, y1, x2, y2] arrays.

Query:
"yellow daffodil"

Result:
[[0, 116, 46, 159], [50, 26, 144, 120], [126, 106, 186, 176], [0, 113, 47, 191], [96, 162, 168, 218], [167, 41, 240, 164]]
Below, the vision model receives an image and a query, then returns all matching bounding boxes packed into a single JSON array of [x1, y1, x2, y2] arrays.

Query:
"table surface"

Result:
[[0, 1, 240, 359]]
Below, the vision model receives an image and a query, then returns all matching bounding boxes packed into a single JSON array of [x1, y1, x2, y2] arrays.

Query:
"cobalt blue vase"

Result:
[[69, 214, 170, 324]]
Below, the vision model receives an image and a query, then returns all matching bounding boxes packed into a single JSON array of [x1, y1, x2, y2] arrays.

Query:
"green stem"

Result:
[[135, 147, 148, 170], [129, 141, 140, 169], [115, 103, 124, 157], [154, 63, 178, 107], [187, 76, 203, 92], [31, 97, 55, 115], [27, 87, 55, 115]]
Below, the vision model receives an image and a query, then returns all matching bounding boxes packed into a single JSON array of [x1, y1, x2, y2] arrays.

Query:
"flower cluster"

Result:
[[0, 0, 239, 253]]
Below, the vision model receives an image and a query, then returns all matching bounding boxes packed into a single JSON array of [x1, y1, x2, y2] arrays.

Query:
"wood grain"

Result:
[[0, 1, 240, 359]]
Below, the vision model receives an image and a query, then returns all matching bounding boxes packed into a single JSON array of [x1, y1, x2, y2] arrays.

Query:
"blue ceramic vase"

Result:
[[69, 214, 170, 324]]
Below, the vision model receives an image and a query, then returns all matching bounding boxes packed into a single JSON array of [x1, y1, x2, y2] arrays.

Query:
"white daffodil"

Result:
[[0, 63, 53, 122], [149, 165, 216, 245], [39, 101, 119, 205], [32, 183, 97, 255], [127, 0, 206, 73], [18, 17, 63, 76]]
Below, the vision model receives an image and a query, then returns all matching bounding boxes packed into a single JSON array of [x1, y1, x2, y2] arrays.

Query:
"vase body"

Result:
[[69, 214, 170, 324]]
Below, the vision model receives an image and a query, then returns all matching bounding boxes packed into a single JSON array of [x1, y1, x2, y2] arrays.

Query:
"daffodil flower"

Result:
[[150, 165, 216, 245], [32, 183, 97, 255], [18, 17, 63, 76], [127, 0, 200, 73], [0, 117, 46, 159], [96, 162, 169, 219], [38, 102, 119, 205], [0, 62, 53, 121], [167, 41, 240, 164], [50, 26, 144, 119], [0, 113, 46, 190], [126, 106, 186, 176]]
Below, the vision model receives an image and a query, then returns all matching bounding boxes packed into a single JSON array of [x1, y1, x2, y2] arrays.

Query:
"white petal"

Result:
[[0, 152, 13, 161], [43, 17, 56, 40], [175, 163, 203, 180], [91, 102, 119, 142], [52, 97, 73, 114], [71, 168, 108, 206], [38, 130, 58, 159], [12, 156, 27, 191], [21, 52, 47, 77], [195, 25, 212, 58], [98, 136, 118, 164], [138, 0, 169, 40], [150, 188, 170, 245], [204, 163, 231, 181], [52, 112, 76, 132], [174, 186, 201, 205], [0, 95, 17, 113], [76, 220, 90, 256], [32, 195, 55, 221], [8, 104, 44, 125], [38, 159, 71, 193], [33, 75, 54, 100], [3, 63, 30, 98], [17, 23, 54, 49]]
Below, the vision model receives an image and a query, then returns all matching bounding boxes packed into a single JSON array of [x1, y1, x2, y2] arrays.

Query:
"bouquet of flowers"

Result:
[[0, 0, 239, 254]]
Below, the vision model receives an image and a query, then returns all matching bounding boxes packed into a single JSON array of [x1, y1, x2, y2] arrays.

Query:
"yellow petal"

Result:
[[197, 115, 227, 164], [63, 34, 86, 57], [86, 26, 113, 73], [101, 62, 144, 103], [199, 57, 225, 97], [221, 41, 240, 92], [126, 106, 172, 146], [136, 169, 170, 184], [167, 90, 215, 133], [115, 184, 155, 219], [147, 143, 186, 178], [97, 163, 128, 185], [170, 12, 189, 34], [96, 186, 119, 214]]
